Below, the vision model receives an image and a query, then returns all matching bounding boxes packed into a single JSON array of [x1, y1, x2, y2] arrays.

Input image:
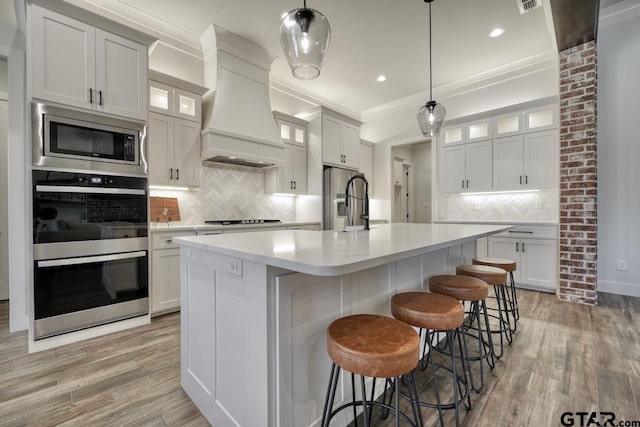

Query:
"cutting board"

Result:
[[150, 197, 181, 223]]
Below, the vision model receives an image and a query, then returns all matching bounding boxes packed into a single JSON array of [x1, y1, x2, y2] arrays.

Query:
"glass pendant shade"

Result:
[[279, 6, 331, 80], [417, 100, 446, 137], [416, 0, 446, 137]]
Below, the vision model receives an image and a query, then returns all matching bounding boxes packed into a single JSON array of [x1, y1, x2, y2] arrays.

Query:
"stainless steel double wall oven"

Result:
[[32, 103, 149, 339]]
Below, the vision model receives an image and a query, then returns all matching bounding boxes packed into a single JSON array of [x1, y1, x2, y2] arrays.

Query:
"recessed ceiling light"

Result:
[[376, 75, 387, 82], [489, 28, 505, 38]]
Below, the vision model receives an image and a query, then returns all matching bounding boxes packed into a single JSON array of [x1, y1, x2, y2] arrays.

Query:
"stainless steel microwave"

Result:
[[32, 103, 147, 176]]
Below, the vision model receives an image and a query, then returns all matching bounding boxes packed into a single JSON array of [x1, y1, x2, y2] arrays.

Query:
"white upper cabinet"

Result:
[[441, 145, 466, 192], [493, 129, 558, 190], [149, 82, 201, 123], [467, 119, 492, 142], [442, 119, 491, 146], [524, 104, 558, 132], [493, 135, 525, 190], [523, 130, 559, 189], [147, 72, 207, 188], [174, 88, 202, 122], [441, 125, 465, 146], [438, 101, 559, 194], [441, 141, 492, 193], [30, 5, 147, 121], [321, 111, 361, 170], [493, 112, 524, 137], [149, 113, 200, 187], [465, 141, 493, 192], [266, 112, 308, 195], [149, 81, 174, 115]]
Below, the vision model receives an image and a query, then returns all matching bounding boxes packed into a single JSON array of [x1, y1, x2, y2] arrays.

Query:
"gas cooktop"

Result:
[[204, 219, 282, 225]]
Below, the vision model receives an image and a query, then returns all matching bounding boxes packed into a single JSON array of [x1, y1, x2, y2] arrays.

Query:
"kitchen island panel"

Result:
[[275, 272, 350, 427], [177, 224, 511, 426], [180, 250, 270, 427]]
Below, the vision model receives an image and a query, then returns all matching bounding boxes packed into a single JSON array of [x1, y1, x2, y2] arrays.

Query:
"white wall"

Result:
[[0, 58, 7, 94], [0, 1, 29, 330], [411, 142, 431, 223], [597, 2, 640, 296]]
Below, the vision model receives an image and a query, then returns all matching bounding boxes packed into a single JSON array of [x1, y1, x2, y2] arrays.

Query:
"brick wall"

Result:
[[558, 40, 597, 305]]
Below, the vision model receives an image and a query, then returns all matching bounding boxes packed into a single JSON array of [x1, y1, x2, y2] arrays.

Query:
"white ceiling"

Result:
[[78, 0, 557, 115]]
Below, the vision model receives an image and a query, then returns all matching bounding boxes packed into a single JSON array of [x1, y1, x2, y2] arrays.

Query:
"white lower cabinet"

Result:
[[488, 226, 557, 292], [151, 230, 195, 315]]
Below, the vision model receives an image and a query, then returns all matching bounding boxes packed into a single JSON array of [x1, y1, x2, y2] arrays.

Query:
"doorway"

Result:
[[391, 141, 432, 223], [1, 56, 8, 300]]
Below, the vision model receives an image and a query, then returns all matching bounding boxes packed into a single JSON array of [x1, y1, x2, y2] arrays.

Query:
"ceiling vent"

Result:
[[517, 0, 542, 14]]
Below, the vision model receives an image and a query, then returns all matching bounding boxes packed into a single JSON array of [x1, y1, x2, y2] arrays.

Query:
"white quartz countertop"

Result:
[[149, 221, 320, 233], [174, 223, 512, 276]]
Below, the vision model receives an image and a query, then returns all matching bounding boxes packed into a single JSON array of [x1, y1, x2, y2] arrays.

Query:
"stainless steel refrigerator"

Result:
[[323, 167, 366, 230]]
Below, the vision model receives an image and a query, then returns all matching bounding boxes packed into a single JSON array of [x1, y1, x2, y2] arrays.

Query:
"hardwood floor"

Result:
[[1, 290, 639, 426]]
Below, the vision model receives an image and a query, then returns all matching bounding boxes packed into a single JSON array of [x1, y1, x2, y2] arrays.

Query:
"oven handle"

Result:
[[35, 185, 146, 196], [37, 251, 147, 268]]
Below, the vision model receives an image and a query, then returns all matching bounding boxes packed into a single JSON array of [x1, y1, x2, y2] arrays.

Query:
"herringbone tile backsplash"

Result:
[[441, 190, 559, 222], [149, 165, 295, 225]]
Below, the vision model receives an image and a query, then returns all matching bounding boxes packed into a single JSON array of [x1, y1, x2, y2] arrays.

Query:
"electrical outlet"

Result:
[[474, 201, 481, 210], [534, 200, 543, 209], [228, 258, 243, 277], [617, 260, 627, 271]]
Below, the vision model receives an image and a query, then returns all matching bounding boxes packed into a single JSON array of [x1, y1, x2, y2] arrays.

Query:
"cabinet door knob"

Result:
[[170, 168, 173, 180], [466, 180, 469, 188], [89, 88, 93, 104], [525, 175, 528, 185], [293, 181, 296, 190], [520, 175, 522, 185], [522, 242, 525, 252], [461, 180, 465, 188], [99, 90, 103, 106], [176, 169, 180, 180], [516, 242, 519, 252]]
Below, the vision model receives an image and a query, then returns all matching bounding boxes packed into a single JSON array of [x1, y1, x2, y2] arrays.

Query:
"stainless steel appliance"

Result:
[[323, 167, 366, 230], [32, 102, 147, 176], [32, 170, 148, 339]]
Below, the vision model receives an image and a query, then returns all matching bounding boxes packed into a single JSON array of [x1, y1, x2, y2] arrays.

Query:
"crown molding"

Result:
[[268, 73, 362, 121], [64, 0, 203, 57], [361, 50, 559, 123]]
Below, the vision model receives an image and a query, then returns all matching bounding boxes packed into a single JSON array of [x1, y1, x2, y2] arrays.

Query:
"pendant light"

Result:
[[416, 0, 446, 137], [279, 0, 331, 80]]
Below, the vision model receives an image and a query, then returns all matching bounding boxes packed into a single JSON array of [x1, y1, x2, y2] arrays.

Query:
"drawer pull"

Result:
[[508, 230, 534, 234], [165, 239, 173, 243]]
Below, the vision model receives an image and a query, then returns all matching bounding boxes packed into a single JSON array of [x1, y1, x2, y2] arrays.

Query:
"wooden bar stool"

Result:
[[321, 314, 423, 427], [473, 257, 520, 332], [428, 275, 492, 393], [456, 264, 511, 358], [391, 292, 470, 427]]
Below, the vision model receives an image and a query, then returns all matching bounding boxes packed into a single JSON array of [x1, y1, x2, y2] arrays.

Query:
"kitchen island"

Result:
[[174, 223, 511, 427]]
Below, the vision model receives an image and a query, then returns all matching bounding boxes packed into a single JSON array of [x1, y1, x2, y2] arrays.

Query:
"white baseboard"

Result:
[[598, 280, 640, 297]]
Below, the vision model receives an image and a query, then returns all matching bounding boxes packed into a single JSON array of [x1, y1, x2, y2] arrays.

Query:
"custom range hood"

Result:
[[201, 25, 285, 168]]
